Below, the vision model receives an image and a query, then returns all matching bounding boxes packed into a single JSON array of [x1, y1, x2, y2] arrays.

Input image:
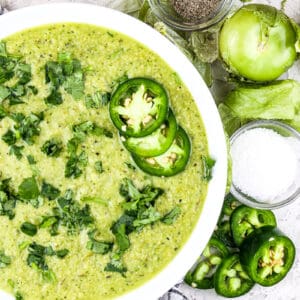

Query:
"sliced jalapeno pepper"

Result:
[[230, 206, 277, 246], [240, 227, 295, 286], [214, 254, 254, 298], [185, 237, 229, 289], [222, 194, 241, 217], [109, 77, 168, 137], [132, 126, 191, 177], [121, 109, 177, 157], [214, 220, 236, 249]]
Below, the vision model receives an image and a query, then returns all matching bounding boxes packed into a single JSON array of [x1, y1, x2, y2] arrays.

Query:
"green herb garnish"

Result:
[[9, 145, 24, 160], [161, 207, 181, 225], [0, 250, 12, 268], [26, 242, 68, 282], [86, 230, 113, 255], [85, 91, 111, 108], [41, 181, 60, 200], [44, 52, 85, 104], [41, 138, 63, 157], [18, 177, 39, 201], [20, 222, 38, 237], [94, 161, 104, 174], [202, 156, 216, 181], [27, 155, 36, 165], [0, 178, 18, 219]]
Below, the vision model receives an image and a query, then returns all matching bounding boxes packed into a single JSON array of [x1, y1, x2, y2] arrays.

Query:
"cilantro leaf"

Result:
[[27, 155, 36, 165], [20, 222, 38, 236], [0, 85, 10, 102], [2, 129, 17, 145], [45, 89, 63, 105], [14, 112, 43, 145], [18, 177, 39, 200], [86, 230, 113, 255], [41, 181, 60, 200], [65, 151, 88, 179], [0, 178, 18, 219], [94, 161, 103, 174], [0, 250, 11, 268], [161, 207, 181, 225], [9, 145, 24, 160], [202, 156, 216, 181], [105, 252, 127, 276], [41, 139, 63, 157], [85, 91, 111, 109], [48, 189, 94, 235]]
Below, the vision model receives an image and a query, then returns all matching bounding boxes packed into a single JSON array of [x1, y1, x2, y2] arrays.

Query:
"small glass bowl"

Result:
[[230, 120, 300, 210], [148, 0, 234, 31]]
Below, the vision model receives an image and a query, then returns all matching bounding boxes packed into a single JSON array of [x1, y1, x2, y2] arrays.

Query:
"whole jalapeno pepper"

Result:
[[230, 205, 277, 246], [214, 254, 254, 298], [184, 237, 229, 289], [109, 77, 169, 137], [240, 226, 295, 286]]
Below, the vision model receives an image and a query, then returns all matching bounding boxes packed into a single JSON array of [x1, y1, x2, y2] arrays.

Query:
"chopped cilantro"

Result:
[[15, 63, 32, 85], [0, 85, 10, 101], [9, 145, 24, 160], [94, 161, 103, 174], [13, 112, 43, 145], [2, 129, 17, 145], [41, 138, 63, 157], [0, 250, 11, 268], [85, 91, 111, 109], [55, 249, 69, 259], [0, 105, 7, 120], [18, 177, 39, 201], [20, 222, 38, 236], [105, 252, 127, 276], [26, 242, 68, 282], [15, 292, 24, 300], [41, 181, 60, 200], [86, 230, 113, 255], [45, 52, 85, 103], [81, 196, 108, 205], [65, 151, 88, 179], [161, 207, 181, 225], [202, 156, 216, 181], [27, 155, 36, 165], [0, 178, 18, 219], [43, 189, 94, 235], [45, 89, 63, 105], [39, 216, 59, 236]]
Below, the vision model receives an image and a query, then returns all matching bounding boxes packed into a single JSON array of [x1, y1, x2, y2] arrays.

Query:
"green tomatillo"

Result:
[[219, 4, 300, 82]]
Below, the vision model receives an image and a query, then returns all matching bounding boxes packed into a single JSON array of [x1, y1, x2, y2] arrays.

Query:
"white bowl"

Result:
[[0, 3, 227, 300]]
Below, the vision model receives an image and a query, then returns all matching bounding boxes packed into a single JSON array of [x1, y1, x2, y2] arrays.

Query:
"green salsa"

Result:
[[0, 23, 208, 299]]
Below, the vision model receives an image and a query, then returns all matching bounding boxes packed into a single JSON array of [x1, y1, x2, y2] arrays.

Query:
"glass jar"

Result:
[[148, 0, 235, 31]]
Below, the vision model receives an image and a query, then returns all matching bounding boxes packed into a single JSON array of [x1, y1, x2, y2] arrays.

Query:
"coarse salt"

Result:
[[231, 128, 300, 203]]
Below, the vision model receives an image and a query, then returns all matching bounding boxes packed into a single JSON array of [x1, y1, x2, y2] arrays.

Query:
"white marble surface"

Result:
[[0, 1, 299, 300]]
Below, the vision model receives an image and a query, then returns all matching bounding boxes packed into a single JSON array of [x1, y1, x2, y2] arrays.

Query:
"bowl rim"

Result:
[[0, 3, 228, 300], [230, 119, 300, 210]]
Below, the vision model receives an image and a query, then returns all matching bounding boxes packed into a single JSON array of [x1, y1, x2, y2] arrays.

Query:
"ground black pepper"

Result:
[[171, 0, 222, 21]]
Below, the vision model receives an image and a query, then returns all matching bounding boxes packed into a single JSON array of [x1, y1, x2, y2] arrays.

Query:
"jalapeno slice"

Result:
[[230, 206, 277, 246], [109, 78, 168, 137], [185, 237, 229, 289], [132, 127, 191, 177], [121, 109, 177, 157], [240, 227, 295, 286], [214, 254, 254, 298], [222, 194, 241, 217]]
